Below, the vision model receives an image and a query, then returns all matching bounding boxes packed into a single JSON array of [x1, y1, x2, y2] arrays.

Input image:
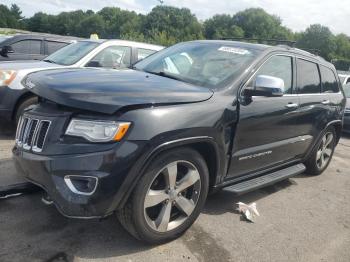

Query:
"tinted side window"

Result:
[[250, 55, 293, 94], [47, 41, 68, 54], [137, 48, 156, 61], [28, 40, 41, 54], [11, 40, 42, 54], [297, 59, 321, 94], [320, 66, 339, 93], [11, 40, 29, 53]]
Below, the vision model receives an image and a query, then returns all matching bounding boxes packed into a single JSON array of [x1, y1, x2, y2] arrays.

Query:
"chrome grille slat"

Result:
[[33, 120, 51, 152], [15, 116, 51, 152], [15, 117, 24, 142]]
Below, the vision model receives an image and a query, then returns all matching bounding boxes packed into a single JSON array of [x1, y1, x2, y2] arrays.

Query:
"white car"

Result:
[[0, 39, 164, 123], [338, 72, 350, 86]]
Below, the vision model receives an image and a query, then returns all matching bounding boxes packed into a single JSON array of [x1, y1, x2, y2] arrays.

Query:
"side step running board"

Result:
[[223, 163, 306, 194]]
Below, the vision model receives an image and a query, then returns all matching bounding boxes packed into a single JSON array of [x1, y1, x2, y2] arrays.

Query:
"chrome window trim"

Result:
[[239, 53, 295, 97]]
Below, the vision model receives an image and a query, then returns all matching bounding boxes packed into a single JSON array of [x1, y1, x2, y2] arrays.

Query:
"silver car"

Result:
[[0, 39, 163, 123]]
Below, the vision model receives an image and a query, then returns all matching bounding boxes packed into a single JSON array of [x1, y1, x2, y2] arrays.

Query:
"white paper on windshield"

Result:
[[218, 46, 250, 55]]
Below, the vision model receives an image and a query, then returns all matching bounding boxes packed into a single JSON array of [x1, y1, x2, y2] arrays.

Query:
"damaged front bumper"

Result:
[[12, 140, 146, 218]]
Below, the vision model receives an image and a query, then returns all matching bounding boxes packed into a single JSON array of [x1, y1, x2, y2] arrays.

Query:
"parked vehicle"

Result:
[[13, 40, 345, 244], [343, 83, 350, 133], [338, 72, 350, 86], [0, 39, 163, 123], [0, 34, 79, 61]]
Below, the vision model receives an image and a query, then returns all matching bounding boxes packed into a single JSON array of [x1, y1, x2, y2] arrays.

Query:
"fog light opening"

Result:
[[64, 175, 98, 196]]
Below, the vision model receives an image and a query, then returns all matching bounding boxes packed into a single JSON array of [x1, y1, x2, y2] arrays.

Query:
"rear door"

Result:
[[227, 54, 311, 178], [294, 59, 335, 142]]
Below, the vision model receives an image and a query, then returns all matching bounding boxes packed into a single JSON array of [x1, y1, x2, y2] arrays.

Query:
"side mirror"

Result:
[[244, 75, 284, 97], [0, 45, 14, 57]]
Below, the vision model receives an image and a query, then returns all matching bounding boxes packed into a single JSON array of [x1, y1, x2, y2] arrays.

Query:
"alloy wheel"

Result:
[[143, 160, 201, 233], [316, 132, 334, 170]]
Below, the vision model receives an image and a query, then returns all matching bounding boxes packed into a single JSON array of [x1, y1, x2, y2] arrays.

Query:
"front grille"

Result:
[[16, 116, 51, 152]]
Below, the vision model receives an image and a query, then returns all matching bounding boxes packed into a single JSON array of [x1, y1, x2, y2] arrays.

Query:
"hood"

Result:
[[24, 68, 214, 114], [0, 60, 62, 70]]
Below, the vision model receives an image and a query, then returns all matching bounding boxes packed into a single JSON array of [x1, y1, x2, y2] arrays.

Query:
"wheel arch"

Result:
[[116, 137, 222, 209], [303, 120, 342, 162], [11, 91, 37, 120]]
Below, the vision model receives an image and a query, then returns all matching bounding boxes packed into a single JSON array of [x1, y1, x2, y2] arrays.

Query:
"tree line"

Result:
[[1, 3, 350, 69]]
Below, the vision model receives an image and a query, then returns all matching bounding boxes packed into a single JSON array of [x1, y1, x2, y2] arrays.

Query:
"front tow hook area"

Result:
[[0, 182, 41, 199], [41, 193, 54, 205]]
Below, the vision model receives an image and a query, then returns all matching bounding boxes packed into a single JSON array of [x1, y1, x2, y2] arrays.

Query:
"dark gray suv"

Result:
[[13, 40, 346, 244]]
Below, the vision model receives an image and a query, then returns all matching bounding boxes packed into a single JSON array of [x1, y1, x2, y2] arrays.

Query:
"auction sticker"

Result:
[[218, 46, 250, 55]]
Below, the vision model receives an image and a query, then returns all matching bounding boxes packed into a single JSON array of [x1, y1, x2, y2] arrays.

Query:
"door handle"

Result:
[[321, 100, 330, 105], [285, 103, 299, 109]]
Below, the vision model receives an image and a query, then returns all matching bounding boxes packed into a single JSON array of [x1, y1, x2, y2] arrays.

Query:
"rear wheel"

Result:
[[117, 147, 209, 244], [305, 126, 336, 175], [14, 96, 38, 125]]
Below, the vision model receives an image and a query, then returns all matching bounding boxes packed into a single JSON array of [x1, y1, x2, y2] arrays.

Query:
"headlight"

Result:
[[0, 70, 16, 86], [66, 119, 131, 142]]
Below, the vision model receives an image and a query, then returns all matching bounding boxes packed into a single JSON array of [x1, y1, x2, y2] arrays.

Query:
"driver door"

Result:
[[85, 46, 131, 69], [227, 54, 310, 178]]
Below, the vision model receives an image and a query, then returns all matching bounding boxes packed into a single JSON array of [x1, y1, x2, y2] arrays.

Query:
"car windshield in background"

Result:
[[339, 76, 346, 84], [344, 84, 350, 97], [134, 42, 261, 89], [44, 41, 99, 66], [0, 35, 11, 44]]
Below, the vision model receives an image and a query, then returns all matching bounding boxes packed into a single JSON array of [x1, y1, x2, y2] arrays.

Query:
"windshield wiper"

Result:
[[43, 59, 56, 64], [145, 70, 184, 82]]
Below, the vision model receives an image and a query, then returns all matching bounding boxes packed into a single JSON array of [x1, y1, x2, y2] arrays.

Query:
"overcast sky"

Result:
[[2, 0, 350, 35]]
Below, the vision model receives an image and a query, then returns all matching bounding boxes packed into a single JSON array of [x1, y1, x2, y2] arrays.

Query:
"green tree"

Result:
[[296, 24, 336, 61], [76, 14, 105, 38], [0, 4, 21, 28], [204, 14, 244, 39], [98, 7, 143, 38], [25, 12, 53, 33], [144, 6, 204, 45], [10, 4, 23, 20], [232, 8, 293, 40]]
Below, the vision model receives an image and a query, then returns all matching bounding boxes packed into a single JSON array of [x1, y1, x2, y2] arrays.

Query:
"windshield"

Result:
[[44, 41, 99, 66], [0, 35, 11, 44], [344, 84, 350, 98], [134, 42, 261, 89], [339, 76, 346, 84]]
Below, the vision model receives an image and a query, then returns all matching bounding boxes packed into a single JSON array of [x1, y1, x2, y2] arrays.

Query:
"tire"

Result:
[[304, 126, 336, 176], [117, 147, 209, 244], [14, 96, 38, 125]]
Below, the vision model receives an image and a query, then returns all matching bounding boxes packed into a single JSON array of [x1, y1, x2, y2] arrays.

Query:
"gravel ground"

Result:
[[0, 120, 349, 262]]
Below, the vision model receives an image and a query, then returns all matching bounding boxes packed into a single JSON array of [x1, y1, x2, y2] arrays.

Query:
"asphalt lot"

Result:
[[0, 120, 349, 262]]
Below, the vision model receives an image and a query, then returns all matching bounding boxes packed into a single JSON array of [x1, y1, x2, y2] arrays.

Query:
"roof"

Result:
[[190, 40, 271, 50], [8, 33, 81, 42], [79, 39, 164, 50], [191, 40, 334, 68]]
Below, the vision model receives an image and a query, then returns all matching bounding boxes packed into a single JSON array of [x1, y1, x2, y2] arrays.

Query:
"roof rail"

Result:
[[220, 37, 296, 47]]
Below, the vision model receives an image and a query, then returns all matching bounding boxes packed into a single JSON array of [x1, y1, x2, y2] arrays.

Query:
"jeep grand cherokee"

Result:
[[13, 40, 346, 243]]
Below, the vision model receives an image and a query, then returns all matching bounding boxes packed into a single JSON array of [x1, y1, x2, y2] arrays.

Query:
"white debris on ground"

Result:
[[237, 202, 260, 222]]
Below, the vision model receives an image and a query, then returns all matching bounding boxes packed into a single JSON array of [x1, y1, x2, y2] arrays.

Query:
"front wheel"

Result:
[[117, 147, 209, 244], [304, 126, 336, 175], [14, 96, 38, 125]]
